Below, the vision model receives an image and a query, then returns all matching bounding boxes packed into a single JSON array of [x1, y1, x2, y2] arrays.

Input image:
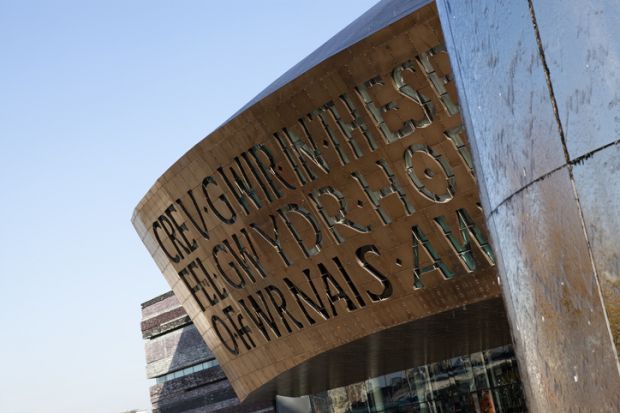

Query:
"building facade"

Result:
[[142, 291, 526, 412], [134, 0, 620, 411], [141, 292, 275, 413]]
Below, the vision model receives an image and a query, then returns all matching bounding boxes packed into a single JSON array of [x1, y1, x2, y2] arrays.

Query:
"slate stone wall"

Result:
[[141, 292, 275, 413]]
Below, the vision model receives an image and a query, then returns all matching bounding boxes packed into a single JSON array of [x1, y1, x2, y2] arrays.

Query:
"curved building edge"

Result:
[[133, 0, 507, 402]]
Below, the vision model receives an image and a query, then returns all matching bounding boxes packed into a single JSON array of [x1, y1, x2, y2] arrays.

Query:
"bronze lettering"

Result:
[[239, 291, 282, 341], [175, 189, 210, 240], [308, 186, 371, 244], [411, 225, 454, 289], [250, 215, 292, 266], [223, 306, 256, 350], [352, 160, 415, 225], [264, 285, 304, 333], [211, 313, 239, 355], [202, 175, 237, 225], [320, 263, 358, 316], [284, 270, 330, 325], [434, 208, 495, 272], [355, 245, 393, 302], [404, 144, 455, 203], [278, 204, 322, 258]]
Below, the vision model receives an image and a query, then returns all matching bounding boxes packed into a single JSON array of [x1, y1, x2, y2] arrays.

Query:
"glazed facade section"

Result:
[[133, 1, 504, 401], [308, 345, 525, 413]]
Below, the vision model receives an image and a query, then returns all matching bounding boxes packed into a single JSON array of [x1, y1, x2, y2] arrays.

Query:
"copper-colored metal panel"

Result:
[[133, 3, 504, 401]]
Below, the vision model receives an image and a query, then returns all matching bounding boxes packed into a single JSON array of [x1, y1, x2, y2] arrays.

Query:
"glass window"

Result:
[[407, 365, 432, 405], [383, 370, 414, 409], [328, 387, 350, 413], [366, 377, 386, 412], [476, 389, 496, 413], [449, 356, 475, 394], [306, 345, 527, 413], [429, 360, 454, 401], [485, 346, 519, 387], [470, 351, 490, 390], [409, 401, 434, 412], [310, 391, 330, 413], [345, 382, 369, 413]]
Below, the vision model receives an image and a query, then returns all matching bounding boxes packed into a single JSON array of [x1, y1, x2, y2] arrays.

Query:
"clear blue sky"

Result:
[[0, 1, 378, 412]]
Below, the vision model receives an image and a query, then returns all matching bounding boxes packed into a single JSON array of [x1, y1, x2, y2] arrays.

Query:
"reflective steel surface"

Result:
[[438, 0, 620, 411]]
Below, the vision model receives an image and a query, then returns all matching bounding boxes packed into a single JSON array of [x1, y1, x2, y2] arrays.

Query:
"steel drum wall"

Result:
[[133, 2, 507, 402], [437, 0, 620, 411]]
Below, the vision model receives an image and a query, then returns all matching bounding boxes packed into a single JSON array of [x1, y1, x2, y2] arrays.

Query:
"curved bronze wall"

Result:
[[133, 2, 506, 401], [438, 0, 620, 411]]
